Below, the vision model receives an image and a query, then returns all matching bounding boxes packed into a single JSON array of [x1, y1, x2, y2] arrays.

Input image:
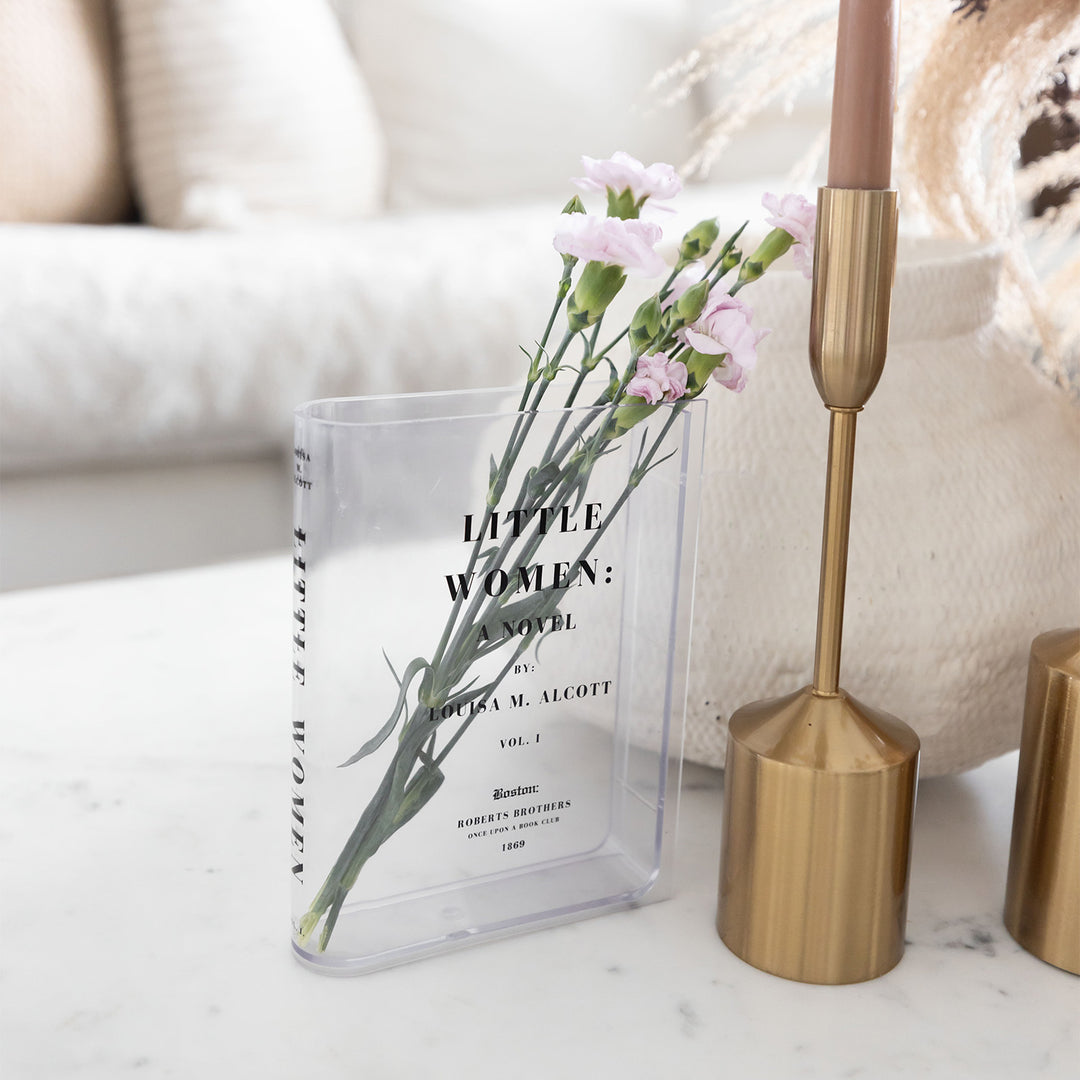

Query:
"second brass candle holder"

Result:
[[716, 188, 921, 984]]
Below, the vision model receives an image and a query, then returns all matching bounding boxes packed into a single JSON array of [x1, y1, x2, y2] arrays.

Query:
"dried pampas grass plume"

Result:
[[650, 0, 943, 182], [902, 1, 1080, 392], [657, 0, 1080, 396]]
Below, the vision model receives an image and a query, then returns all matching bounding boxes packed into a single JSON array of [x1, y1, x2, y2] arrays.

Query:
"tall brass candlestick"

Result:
[[715, 0, 920, 986], [715, 188, 919, 984]]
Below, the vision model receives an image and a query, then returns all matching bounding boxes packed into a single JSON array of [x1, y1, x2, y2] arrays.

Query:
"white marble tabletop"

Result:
[[2, 557, 1077, 1080]]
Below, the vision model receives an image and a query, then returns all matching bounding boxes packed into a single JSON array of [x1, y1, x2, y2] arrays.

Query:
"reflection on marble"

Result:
[[1, 557, 1077, 1079]]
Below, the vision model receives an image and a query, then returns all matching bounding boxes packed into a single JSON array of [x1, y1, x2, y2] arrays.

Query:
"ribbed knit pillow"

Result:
[[114, 0, 386, 228], [0, 0, 131, 223]]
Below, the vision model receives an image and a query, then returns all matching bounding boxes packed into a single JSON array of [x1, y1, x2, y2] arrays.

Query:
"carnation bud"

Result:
[[673, 280, 710, 325], [566, 262, 626, 332], [738, 259, 763, 286], [558, 197, 586, 273], [611, 401, 659, 436], [628, 296, 663, 352], [677, 218, 720, 268], [738, 227, 795, 285], [683, 348, 738, 397]]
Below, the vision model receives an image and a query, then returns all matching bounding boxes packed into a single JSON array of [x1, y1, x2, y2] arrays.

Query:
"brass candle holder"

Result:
[[716, 188, 921, 984], [1004, 627, 1080, 976]]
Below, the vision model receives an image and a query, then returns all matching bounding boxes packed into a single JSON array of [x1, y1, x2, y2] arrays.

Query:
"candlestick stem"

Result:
[[812, 407, 859, 696]]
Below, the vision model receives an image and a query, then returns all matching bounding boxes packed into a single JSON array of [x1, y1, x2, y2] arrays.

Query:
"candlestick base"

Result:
[[717, 685, 919, 984], [1004, 627, 1080, 976]]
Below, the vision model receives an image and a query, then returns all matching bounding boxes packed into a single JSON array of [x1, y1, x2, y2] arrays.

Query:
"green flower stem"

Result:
[[437, 409, 685, 731], [591, 325, 630, 368], [427, 388, 617, 699], [571, 403, 686, 563], [444, 299, 575, 676], [534, 319, 605, 473], [299, 701, 432, 948], [437, 435, 602, 682], [433, 323, 686, 704], [542, 348, 650, 476], [433, 382, 553, 671], [433, 391, 546, 670], [586, 316, 604, 362], [507, 326, 575, 461], [302, 631, 534, 947], [487, 323, 577, 515], [526, 276, 573, 387], [428, 392, 673, 733], [453, 399, 686, 719], [654, 264, 683, 304], [431, 638, 535, 768], [441, 392, 686, 691], [432, 322, 576, 672], [711, 222, 747, 273], [534, 367, 591, 478]]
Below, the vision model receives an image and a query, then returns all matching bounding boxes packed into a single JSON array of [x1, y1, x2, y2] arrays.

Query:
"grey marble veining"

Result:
[[1, 557, 1077, 1080]]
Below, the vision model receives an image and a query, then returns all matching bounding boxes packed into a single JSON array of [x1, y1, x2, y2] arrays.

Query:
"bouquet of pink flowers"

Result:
[[297, 152, 814, 951]]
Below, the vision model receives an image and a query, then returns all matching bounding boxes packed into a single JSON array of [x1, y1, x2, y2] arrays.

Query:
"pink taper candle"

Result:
[[827, 0, 899, 189]]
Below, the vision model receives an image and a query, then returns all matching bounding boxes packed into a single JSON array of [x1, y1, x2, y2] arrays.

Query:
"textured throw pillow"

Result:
[[114, 0, 386, 228], [333, 0, 698, 210], [0, 0, 131, 223]]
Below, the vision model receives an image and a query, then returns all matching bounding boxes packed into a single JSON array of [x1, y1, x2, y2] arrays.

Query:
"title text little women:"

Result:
[[445, 502, 604, 602]]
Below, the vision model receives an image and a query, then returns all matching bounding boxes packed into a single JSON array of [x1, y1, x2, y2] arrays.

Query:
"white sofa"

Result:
[[0, 0, 830, 590], [0, 190, 762, 587]]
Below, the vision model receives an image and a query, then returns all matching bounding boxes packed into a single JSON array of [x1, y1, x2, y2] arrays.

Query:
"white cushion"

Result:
[[0, 184, 762, 471], [334, 0, 698, 210], [115, 0, 386, 228]]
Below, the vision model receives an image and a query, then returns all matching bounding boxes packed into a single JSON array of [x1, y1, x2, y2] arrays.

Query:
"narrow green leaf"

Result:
[[339, 656, 431, 766]]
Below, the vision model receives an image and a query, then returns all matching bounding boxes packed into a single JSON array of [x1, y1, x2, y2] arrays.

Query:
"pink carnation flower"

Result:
[[713, 358, 748, 393], [574, 151, 682, 206], [626, 352, 689, 405], [762, 192, 816, 279], [553, 214, 665, 278], [679, 292, 769, 379]]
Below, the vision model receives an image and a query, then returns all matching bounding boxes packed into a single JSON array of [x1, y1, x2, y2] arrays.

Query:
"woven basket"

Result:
[[686, 238, 1080, 777]]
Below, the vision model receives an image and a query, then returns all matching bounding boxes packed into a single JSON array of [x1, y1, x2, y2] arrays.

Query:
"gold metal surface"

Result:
[[813, 408, 858, 695], [718, 687, 919, 984], [1004, 627, 1080, 975], [717, 185, 920, 984], [809, 188, 898, 410]]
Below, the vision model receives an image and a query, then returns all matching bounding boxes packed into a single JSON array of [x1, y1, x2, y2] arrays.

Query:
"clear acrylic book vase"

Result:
[[290, 385, 706, 973]]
